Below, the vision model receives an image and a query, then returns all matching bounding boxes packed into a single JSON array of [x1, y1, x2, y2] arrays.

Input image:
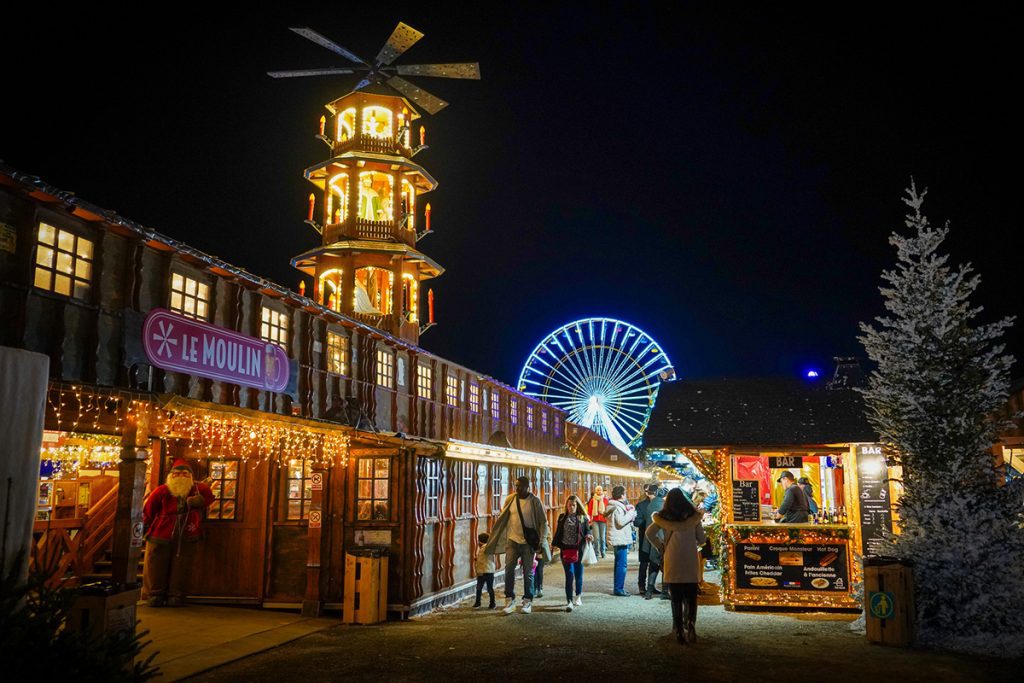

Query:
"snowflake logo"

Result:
[[152, 319, 178, 358]]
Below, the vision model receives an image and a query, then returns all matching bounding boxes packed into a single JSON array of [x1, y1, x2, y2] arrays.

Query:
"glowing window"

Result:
[[401, 179, 416, 230], [469, 383, 480, 413], [526, 404, 534, 430], [357, 171, 394, 222], [327, 331, 349, 376], [446, 374, 459, 407], [490, 391, 501, 421], [355, 266, 394, 315], [337, 107, 356, 141], [510, 398, 518, 425], [362, 106, 393, 138], [327, 174, 349, 224], [417, 363, 433, 399], [319, 269, 343, 312], [169, 272, 210, 321], [207, 459, 240, 520], [357, 457, 390, 521], [376, 349, 394, 389], [459, 460, 474, 515], [260, 306, 289, 351], [284, 458, 313, 520], [34, 223, 93, 300]]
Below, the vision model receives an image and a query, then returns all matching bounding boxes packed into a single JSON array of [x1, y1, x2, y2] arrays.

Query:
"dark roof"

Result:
[[565, 422, 635, 468], [643, 377, 877, 449]]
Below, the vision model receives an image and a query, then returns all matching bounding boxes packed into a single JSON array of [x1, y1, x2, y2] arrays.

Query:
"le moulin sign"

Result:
[[143, 308, 289, 392]]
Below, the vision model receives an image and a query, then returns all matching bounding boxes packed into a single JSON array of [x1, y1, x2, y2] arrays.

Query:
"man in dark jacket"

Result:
[[774, 471, 810, 523], [634, 484, 665, 598]]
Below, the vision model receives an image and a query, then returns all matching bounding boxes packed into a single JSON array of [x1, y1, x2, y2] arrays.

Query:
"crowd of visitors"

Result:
[[473, 475, 714, 645]]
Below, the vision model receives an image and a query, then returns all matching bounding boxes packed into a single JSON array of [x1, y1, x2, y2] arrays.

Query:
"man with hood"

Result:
[[482, 476, 551, 614], [605, 485, 637, 596], [635, 484, 667, 598]]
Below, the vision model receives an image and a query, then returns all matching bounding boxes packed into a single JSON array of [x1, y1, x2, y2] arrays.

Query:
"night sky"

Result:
[[2, 5, 1019, 386]]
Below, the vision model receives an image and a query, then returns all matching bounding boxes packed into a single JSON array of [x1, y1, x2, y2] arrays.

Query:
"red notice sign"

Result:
[[143, 308, 289, 392]]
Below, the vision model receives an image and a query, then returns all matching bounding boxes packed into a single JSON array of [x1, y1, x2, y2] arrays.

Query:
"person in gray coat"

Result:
[[482, 476, 552, 614]]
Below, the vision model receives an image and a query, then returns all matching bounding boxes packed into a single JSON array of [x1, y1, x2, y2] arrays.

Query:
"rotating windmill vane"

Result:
[[267, 22, 480, 114]]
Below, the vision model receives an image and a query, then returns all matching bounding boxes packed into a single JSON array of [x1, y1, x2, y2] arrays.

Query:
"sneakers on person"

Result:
[[573, 595, 582, 606], [521, 599, 532, 614], [534, 589, 543, 598], [502, 597, 516, 614], [613, 590, 631, 597], [565, 601, 573, 612], [644, 588, 653, 600]]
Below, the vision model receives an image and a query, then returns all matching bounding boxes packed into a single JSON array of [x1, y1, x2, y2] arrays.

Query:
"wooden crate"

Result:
[[864, 562, 915, 646], [343, 552, 389, 624]]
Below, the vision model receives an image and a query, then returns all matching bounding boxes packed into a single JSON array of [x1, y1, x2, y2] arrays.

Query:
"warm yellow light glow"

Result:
[[401, 179, 416, 229], [319, 268, 343, 312], [362, 106, 392, 138], [328, 173, 349, 224], [358, 171, 394, 221], [338, 108, 355, 141]]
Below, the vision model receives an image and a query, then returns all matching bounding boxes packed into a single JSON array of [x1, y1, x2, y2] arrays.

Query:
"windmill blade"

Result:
[[396, 63, 481, 80], [375, 22, 424, 66], [267, 67, 360, 79], [387, 76, 448, 114], [290, 27, 367, 65]]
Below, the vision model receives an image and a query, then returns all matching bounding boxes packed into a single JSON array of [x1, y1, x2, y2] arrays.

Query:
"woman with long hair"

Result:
[[645, 488, 706, 644], [552, 495, 593, 612]]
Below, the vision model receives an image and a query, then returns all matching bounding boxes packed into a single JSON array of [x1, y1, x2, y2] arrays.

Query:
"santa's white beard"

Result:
[[167, 474, 193, 498]]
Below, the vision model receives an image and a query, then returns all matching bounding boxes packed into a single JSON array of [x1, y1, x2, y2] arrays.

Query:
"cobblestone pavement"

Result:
[[193, 552, 1017, 682]]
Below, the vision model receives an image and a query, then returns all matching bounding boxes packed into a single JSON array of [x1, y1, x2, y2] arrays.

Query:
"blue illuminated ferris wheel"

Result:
[[518, 318, 675, 455]]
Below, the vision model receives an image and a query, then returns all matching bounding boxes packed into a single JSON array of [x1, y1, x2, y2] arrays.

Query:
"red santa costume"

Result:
[[143, 459, 214, 607]]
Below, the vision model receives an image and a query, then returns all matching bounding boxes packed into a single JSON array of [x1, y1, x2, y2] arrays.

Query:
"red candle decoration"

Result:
[[425, 203, 432, 232], [319, 115, 326, 136], [307, 193, 316, 221], [299, 280, 306, 297], [420, 125, 426, 146], [428, 288, 435, 324]]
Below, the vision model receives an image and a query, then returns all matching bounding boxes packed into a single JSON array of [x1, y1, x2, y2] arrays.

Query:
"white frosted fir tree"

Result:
[[859, 182, 1024, 656]]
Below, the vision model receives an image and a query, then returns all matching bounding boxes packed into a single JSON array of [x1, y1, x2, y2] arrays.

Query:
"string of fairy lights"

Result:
[[44, 384, 352, 470]]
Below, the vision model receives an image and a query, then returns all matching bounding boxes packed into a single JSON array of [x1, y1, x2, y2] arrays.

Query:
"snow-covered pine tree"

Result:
[[858, 181, 1024, 656]]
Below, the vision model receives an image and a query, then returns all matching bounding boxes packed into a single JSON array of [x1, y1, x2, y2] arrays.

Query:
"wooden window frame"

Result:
[[490, 389, 501, 421], [282, 458, 314, 521], [33, 221, 94, 301], [424, 459, 441, 520], [376, 348, 395, 389], [206, 458, 241, 520], [261, 305, 289, 351], [169, 270, 211, 321], [458, 460, 474, 516], [526, 405, 534, 430], [356, 455, 391, 521], [445, 374, 459, 407], [469, 383, 480, 413], [509, 398, 518, 425], [327, 330, 350, 376], [416, 363, 433, 399]]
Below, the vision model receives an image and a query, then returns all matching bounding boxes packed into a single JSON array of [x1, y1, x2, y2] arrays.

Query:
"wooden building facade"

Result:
[[1, 165, 648, 615]]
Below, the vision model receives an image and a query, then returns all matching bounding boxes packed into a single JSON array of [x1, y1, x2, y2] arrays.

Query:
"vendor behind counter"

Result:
[[774, 470, 810, 523]]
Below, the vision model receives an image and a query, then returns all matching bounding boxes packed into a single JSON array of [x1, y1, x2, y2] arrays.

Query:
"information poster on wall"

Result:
[[735, 542, 849, 592], [731, 479, 761, 522], [857, 444, 894, 557]]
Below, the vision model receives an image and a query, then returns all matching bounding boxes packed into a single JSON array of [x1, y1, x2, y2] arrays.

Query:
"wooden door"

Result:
[[264, 458, 315, 604]]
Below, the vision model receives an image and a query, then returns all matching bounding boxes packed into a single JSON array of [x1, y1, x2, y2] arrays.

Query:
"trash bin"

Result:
[[863, 557, 915, 646], [66, 580, 141, 643], [343, 548, 388, 625]]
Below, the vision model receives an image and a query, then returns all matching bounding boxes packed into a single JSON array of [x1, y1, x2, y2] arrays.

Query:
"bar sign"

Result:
[[769, 456, 802, 469]]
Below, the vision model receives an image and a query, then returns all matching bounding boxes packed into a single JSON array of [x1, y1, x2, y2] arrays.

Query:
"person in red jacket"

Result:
[[143, 459, 214, 607], [587, 486, 609, 559]]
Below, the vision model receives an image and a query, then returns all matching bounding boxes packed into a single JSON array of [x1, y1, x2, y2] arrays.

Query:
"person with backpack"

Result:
[[552, 495, 593, 612], [798, 476, 819, 519], [645, 488, 706, 645]]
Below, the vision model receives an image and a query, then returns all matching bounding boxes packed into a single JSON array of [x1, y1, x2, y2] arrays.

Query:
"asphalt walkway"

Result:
[[179, 551, 1016, 682]]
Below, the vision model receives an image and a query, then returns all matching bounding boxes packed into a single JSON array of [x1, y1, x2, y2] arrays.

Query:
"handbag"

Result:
[[582, 540, 598, 566], [516, 496, 541, 551], [561, 548, 580, 564]]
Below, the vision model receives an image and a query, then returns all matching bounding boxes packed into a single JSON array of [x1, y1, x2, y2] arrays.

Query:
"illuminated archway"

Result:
[[337, 108, 356, 141], [327, 174, 349, 225], [357, 172, 394, 222], [362, 106, 392, 139], [354, 266, 394, 315], [319, 268, 343, 312]]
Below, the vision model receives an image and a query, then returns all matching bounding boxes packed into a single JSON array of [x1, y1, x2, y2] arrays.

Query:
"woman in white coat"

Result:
[[645, 488, 706, 644]]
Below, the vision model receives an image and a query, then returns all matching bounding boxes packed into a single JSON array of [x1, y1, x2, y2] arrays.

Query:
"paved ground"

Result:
[[187, 553, 1017, 682]]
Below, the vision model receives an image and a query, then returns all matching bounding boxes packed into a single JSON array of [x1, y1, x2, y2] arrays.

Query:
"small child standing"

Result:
[[474, 532, 497, 609]]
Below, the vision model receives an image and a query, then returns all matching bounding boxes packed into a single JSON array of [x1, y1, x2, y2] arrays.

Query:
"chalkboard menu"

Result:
[[856, 444, 894, 557], [731, 479, 761, 522], [734, 541, 849, 592], [769, 455, 802, 469]]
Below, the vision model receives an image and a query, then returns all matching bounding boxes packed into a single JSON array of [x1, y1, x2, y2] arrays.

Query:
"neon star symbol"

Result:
[[152, 320, 178, 358]]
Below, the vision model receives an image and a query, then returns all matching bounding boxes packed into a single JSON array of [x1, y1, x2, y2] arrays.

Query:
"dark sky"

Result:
[[2, 4, 1019, 385]]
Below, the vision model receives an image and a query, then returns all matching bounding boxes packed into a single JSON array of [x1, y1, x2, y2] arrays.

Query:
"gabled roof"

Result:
[[565, 422, 635, 467], [643, 377, 877, 449]]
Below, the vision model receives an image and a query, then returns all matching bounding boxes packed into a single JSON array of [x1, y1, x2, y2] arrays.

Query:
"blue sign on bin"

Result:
[[869, 591, 895, 620]]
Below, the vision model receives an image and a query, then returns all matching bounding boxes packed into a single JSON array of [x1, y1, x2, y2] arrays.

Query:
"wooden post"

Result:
[[111, 406, 150, 587], [302, 457, 327, 616]]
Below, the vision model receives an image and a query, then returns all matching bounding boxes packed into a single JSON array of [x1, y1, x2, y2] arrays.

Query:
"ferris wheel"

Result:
[[518, 318, 675, 455]]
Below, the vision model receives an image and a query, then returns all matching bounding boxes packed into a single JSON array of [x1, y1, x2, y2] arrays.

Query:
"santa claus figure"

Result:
[[143, 459, 214, 607]]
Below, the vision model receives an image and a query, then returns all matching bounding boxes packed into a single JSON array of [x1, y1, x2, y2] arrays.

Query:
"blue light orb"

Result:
[[806, 370, 820, 378]]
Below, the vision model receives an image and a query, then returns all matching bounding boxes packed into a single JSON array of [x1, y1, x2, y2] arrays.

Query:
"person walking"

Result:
[[646, 488, 706, 644], [635, 484, 666, 598], [473, 532, 497, 609], [482, 476, 551, 614], [587, 486, 609, 559], [605, 485, 636, 596], [552, 495, 593, 612]]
